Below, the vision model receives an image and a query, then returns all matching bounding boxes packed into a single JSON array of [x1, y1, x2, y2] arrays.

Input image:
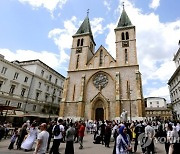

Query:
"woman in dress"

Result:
[[116, 126, 132, 154], [21, 122, 38, 151]]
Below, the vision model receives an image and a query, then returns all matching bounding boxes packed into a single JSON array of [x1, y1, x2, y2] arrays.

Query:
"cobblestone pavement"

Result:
[[0, 133, 166, 154]]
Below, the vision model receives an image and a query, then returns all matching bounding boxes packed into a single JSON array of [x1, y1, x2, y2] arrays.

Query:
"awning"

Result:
[[23, 113, 58, 118], [0, 105, 17, 111]]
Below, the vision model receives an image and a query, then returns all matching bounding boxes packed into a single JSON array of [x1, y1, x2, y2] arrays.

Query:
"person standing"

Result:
[[21, 122, 38, 151], [46, 121, 54, 152], [116, 126, 132, 154], [100, 120, 106, 145], [78, 121, 85, 149], [17, 123, 28, 150], [34, 123, 49, 154], [104, 122, 111, 148], [169, 126, 179, 154], [8, 127, 18, 150], [145, 122, 155, 154], [112, 123, 119, 154], [165, 123, 172, 154], [65, 122, 75, 154], [134, 121, 145, 153], [74, 121, 79, 143], [49, 119, 64, 154]]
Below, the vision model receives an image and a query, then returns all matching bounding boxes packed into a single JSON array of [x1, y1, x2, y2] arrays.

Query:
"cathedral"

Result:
[[59, 8, 145, 121]]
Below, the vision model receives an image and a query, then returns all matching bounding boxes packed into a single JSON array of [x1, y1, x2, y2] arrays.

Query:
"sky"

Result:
[[0, 0, 180, 102]]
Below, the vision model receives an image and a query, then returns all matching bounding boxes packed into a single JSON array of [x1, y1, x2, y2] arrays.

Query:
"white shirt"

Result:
[[145, 125, 155, 138], [35, 130, 49, 154], [53, 124, 64, 139]]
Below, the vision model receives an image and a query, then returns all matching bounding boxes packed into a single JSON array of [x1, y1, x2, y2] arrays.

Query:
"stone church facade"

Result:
[[59, 8, 145, 121]]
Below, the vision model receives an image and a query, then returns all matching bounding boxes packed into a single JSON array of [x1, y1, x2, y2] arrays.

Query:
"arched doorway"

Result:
[[91, 93, 109, 120], [95, 108, 104, 121]]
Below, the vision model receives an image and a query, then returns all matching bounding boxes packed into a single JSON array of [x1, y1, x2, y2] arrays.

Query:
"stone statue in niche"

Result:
[[93, 73, 108, 90]]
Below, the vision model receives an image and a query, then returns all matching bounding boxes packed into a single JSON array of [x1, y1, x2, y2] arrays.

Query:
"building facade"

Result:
[[59, 8, 145, 121], [144, 97, 172, 120], [0, 54, 65, 123], [168, 41, 180, 119], [145, 97, 167, 108]]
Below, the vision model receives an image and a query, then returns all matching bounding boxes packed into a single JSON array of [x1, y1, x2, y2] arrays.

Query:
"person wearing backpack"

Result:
[[49, 119, 64, 154]]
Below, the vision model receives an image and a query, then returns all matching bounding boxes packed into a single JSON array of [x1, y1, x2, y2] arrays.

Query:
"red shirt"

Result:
[[78, 124, 85, 137]]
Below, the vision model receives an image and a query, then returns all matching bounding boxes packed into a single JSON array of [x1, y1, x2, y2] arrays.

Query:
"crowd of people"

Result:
[[91, 119, 180, 154], [0, 118, 180, 154], [0, 122, 12, 141]]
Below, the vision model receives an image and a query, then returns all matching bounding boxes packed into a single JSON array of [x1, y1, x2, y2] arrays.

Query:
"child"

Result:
[[8, 127, 18, 150]]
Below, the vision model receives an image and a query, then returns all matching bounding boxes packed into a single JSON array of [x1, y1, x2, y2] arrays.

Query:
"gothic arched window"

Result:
[[77, 39, 80, 47], [81, 38, 84, 46], [121, 32, 125, 40], [126, 32, 129, 40], [99, 50, 103, 66]]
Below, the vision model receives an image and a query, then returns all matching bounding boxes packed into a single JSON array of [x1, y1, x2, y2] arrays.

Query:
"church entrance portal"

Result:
[[95, 108, 104, 121]]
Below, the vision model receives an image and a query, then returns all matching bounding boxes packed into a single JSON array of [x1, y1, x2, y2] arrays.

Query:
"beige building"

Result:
[[59, 8, 145, 121], [144, 97, 172, 120], [0, 54, 64, 125]]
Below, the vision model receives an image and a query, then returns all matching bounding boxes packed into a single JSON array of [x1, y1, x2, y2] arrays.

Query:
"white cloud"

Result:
[[91, 18, 104, 37], [149, 0, 160, 10], [103, 0, 111, 11], [145, 85, 170, 102], [19, 0, 68, 16], [0, 48, 60, 70], [105, 0, 179, 100], [48, 16, 77, 65], [148, 60, 176, 82], [105, 23, 116, 57]]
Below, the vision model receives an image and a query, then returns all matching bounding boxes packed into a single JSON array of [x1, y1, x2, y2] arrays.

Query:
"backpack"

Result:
[[53, 125, 60, 136]]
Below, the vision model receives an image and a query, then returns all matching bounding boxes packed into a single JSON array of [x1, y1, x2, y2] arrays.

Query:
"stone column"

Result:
[[135, 71, 145, 117], [59, 76, 69, 117], [106, 102, 110, 120], [115, 72, 121, 117], [78, 74, 85, 118]]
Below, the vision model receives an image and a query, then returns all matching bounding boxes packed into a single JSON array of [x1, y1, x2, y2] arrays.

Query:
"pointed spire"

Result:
[[117, 5, 132, 28], [75, 10, 93, 35], [74, 10, 95, 45]]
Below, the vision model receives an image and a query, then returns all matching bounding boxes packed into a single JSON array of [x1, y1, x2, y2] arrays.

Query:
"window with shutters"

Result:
[[1, 67, 7, 74], [13, 72, 19, 80], [9, 85, 15, 94], [21, 88, 26, 97]]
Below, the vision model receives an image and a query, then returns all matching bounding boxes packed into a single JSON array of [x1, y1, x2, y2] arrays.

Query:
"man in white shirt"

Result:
[[49, 119, 65, 154], [34, 123, 49, 154]]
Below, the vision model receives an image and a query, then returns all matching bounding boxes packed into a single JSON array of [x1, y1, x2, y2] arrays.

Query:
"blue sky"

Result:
[[0, 0, 180, 102]]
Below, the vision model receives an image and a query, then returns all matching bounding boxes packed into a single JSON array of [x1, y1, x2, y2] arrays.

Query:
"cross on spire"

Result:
[[87, 9, 89, 17], [122, 2, 125, 9]]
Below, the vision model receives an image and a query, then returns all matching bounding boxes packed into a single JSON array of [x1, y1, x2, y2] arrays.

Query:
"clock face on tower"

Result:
[[93, 73, 108, 90], [122, 41, 129, 47]]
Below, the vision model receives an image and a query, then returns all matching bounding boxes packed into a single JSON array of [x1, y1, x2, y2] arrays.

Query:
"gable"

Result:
[[87, 45, 116, 69]]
